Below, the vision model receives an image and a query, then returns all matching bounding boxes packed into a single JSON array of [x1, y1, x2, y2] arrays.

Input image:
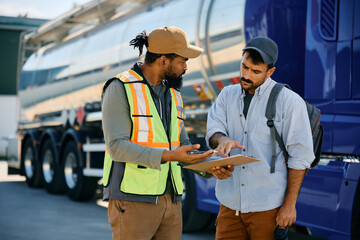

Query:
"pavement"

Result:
[[0, 161, 325, 240], [0, 161, 214, 240], [0, 164, 111, 239]]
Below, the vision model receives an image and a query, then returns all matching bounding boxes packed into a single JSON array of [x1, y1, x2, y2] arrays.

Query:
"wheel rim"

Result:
[[24, 147, 34, 178], [42, 149, 54, 183], [64, 152, 78, 189]]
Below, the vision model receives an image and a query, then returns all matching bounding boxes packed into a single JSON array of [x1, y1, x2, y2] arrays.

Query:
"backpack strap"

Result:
[[265, 83, 288, 173]]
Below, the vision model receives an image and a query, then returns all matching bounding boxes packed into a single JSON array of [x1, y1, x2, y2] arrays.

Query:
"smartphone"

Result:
[[188, 150, 217, 154]]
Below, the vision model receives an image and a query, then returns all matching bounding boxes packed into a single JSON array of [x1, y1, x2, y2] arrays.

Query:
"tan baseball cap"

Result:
[[147, 26, 203, 58]]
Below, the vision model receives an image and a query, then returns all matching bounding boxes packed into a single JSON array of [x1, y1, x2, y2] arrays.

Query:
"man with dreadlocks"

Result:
[[101, 26, 229, 240]]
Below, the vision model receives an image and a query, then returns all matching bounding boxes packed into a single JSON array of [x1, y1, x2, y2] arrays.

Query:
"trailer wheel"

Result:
[[22, 138, 42, 188], [181, 169, 211, 232], [62, 141, 97, 201], [40, 139, 64, 194], [351, 183, 360, 239]]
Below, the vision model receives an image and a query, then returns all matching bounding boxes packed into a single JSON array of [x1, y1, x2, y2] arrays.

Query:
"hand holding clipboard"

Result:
[[183, 154, 260, 172]]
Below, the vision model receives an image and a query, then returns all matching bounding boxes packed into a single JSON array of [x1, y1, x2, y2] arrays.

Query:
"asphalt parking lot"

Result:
[[0, 161, 214, 240]]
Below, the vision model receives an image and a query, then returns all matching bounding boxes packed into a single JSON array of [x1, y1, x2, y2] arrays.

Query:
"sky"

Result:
[[0, 0, 91, 19]]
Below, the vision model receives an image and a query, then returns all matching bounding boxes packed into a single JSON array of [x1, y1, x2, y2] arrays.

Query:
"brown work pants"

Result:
[[108, 194, 182, 240], [216, 204, 279, 240]]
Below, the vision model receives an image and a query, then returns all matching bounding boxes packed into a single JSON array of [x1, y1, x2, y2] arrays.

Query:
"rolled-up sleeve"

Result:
[[281, 90, 315, 170], [206, 88, 229, 149], [101, 80, 164, 170]]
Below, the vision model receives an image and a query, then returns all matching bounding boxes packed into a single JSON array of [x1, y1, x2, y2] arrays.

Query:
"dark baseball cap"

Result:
[[243, 36, 278, 65]]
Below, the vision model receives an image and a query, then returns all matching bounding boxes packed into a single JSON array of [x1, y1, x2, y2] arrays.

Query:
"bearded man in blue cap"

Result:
[[206, 36, 315, 240]]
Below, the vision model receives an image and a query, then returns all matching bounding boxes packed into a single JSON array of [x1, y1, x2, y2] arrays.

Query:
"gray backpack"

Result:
[[266, 83, 324, 173]]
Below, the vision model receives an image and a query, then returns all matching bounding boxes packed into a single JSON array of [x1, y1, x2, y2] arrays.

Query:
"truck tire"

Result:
[[22, 138, 42, 188], [40, 139, 64, 194], [351, 183, 360, 239], [62, 141, 97, 201], [182, 169, 211, 232]]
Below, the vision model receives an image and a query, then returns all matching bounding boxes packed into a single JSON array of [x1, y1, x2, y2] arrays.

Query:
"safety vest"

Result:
[[102, 69, 184, 196]]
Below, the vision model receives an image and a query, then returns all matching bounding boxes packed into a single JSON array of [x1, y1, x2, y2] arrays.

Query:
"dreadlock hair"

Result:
[[129, 30, 149, 57], [242, 49, 274, 70], [129, 30, 179, 63]]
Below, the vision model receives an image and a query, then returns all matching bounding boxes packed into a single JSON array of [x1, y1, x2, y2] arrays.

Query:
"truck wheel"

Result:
[[182, 169, 211, 232], [40, 139, 64, 194], [351, 183, 360, 239], [62, 141, 97, 201], [22, 138, 42, 188]]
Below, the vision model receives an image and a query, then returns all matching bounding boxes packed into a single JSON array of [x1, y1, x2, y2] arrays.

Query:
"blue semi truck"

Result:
[[5, 0, 359, 239]]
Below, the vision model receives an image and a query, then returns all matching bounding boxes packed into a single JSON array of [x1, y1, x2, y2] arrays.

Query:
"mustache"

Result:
[[241, 77, 253, 84]]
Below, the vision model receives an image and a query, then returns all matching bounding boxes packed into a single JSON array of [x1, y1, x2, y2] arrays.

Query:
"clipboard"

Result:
[[183, 154, 260, 172]]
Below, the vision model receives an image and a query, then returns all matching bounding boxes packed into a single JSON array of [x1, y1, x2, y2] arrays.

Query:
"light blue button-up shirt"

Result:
[[206, 78, 315, 213]]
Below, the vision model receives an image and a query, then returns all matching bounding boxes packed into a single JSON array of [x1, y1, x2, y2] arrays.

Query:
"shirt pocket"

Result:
[[254, 118, 280, 145], [132, 115, 153, 133]]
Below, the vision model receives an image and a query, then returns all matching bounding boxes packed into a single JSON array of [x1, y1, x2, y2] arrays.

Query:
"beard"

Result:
[[166, 70, 185, 90], [240, 77, 258, 93]]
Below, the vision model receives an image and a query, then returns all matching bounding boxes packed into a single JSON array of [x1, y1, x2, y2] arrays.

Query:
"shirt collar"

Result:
[[255, 77, 272, 96], [132, 62, 146, 81], [132, 62, 167, 91], [240, 86, 246, 98]]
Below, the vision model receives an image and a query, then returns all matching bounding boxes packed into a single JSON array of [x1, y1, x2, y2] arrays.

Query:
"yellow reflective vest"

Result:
[[102, 69, 184, 196]]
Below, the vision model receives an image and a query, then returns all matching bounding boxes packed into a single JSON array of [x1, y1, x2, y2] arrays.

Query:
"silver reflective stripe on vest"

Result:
[[122, 71, 150, 143], [177, 106, 183, 118], [173, 91, 183, 117], [173, 90, 184, 134], [133, 84, 150, 142], [170, 146, 179, 151]]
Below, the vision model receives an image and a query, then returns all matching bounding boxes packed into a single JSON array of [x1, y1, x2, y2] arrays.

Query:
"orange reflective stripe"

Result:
[[171, 141, 180, 147], [115, 74, 130, 82], [128, 69, 142, 80], [171, 88, 179, 106], [128, 82, 139, 142], [115, 74, 140, 142], [141, 83, 153, 143], [105, 147, 109, 153], [130, 140, 170, 148]]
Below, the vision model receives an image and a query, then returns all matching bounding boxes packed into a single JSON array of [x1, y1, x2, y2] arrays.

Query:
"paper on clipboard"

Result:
[[183, 154, 260, 172]]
